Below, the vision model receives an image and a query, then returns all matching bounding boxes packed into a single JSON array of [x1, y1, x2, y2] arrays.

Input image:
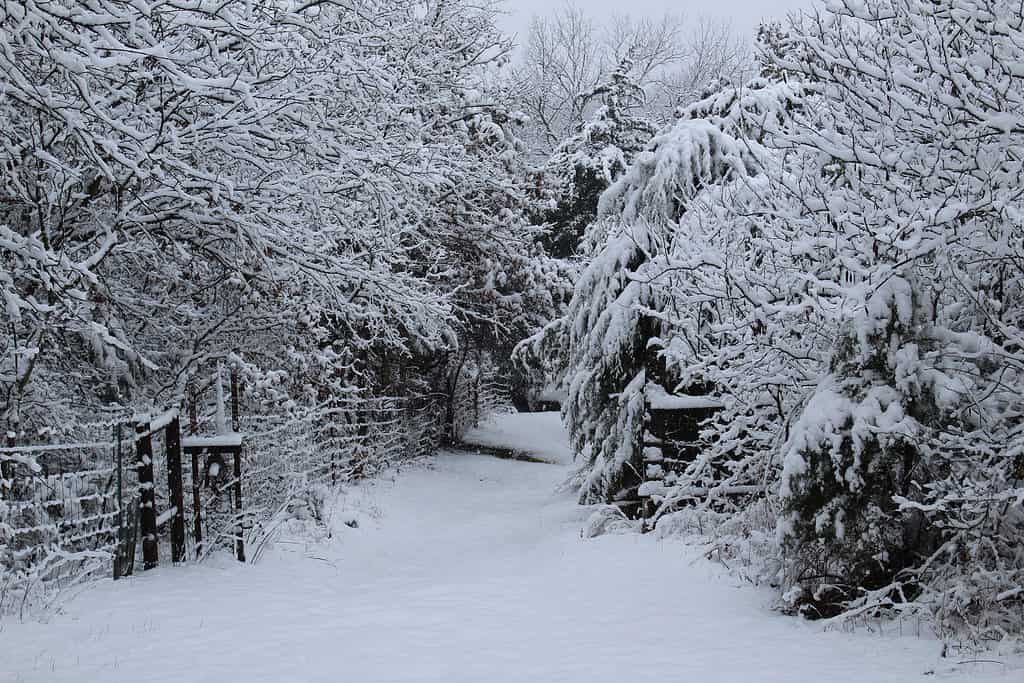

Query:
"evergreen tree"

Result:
[[779, 277, 948, 616], [563, 79, 793, 504], [537, 58, 656, 258]]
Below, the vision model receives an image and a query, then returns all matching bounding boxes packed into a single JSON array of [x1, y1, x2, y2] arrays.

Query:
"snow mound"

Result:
[[581, 504, 637, 538]]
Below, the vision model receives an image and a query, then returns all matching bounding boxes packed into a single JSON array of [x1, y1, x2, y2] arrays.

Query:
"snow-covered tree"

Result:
[[633, 0, 1024, 642], [553, 0, 1024, 645], [534, 58, 656, 258], [0, 0, 534, 436], [513, 5, 749, 153], [561, 78, 796, 504], [768, 0, 1024, 639]]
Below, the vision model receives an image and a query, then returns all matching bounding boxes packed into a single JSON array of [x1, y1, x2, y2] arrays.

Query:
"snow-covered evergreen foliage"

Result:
[[770, 0, 1024, 641], [561, 79, 797, 504], [535, 59, 656, 258], [555, 0, 1024, 646], [512, 61, 654, 408]]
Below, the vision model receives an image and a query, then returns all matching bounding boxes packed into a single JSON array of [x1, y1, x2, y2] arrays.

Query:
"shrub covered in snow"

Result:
[[779, 279, 950, 617], [555, 0, 1024, 647]]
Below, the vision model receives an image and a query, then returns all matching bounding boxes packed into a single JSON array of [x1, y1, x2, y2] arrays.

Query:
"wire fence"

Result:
[[234, 394, 442, 561], [451, 362, 515, 442], [1, 368, 514, 616], [0, 423, 136, 617]]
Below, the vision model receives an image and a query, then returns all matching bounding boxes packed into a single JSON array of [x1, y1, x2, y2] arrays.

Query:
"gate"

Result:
[[0, 409, 221, 613], [2, 367, 450, 612], [128, 410, 189, 570], [122, 408, 246, 570]]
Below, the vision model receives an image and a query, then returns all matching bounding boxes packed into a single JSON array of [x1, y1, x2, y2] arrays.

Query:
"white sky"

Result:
[[497, 0, 818, 46]]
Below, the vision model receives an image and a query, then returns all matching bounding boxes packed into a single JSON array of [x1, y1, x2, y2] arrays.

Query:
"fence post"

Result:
[[190, 449, 203, 557], [233, 449, 245, 562], [165, 416, 186, 563], [329, 408, 337, 487], [187, 384, 199, 435], [229, 369, 245, 562], [230, 369, 240, 433], [187, 384, 202, 556], [114, 423, 124, 579], [1, 431, 14, 499], [473, 376, 480, 428], [135, 418, 159, 570]]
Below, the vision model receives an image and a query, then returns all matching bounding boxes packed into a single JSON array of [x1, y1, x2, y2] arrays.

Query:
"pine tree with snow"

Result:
[[537, 58, 656, 258], [779, 277, 949, 616], [563, 78, 796, 504]]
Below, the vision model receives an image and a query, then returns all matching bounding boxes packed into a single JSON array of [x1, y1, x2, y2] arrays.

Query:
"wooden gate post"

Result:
[[187, 386, 203, 556], [230, 369, 241, 433], [165, 416, 186, 563], [233, 449, 245, 562], [114, 423, 125, 579], [229, 369, 245, 562], [190, 450, 202, 556], [330, 440, 337, 487], [135, 419, 159, 570], [473, 376, 480, 428]]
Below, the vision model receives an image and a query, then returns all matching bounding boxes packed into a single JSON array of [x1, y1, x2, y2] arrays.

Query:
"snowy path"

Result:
[[1, 412, 1017, 682]]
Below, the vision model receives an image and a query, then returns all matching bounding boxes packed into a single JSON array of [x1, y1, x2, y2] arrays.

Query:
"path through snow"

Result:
[[2, 412, 1018, 682]]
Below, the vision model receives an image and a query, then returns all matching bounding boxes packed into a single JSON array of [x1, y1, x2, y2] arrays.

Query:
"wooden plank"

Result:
[[135, 420, 159, 570], [182, 436, 243, 449], [165, 416, 186, 563], [232, 449, 245, 563]]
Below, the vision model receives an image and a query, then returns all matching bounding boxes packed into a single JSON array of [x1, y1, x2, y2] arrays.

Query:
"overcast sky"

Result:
[[497, 0, 817, 45]]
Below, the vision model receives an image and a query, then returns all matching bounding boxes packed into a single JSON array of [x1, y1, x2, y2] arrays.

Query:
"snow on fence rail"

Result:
[[451, 370, 514, 443], [237, 393, 448, 560]]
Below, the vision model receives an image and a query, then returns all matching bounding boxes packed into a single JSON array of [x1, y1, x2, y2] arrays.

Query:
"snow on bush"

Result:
[[581, 504, 638, 538], [556, 0, 1024, 648]]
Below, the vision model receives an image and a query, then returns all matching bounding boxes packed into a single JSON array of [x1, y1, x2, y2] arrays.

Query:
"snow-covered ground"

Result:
[[462, 410, 574, 464], [2, 412, 1019, 682]]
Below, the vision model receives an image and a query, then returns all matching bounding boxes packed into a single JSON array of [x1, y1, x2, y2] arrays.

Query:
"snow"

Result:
[[637, 480, 667, 497], [1, 412, 1020, 683], [154, 506, 179, 527], [537, 386, 567, 403], [461, 411, 573, 465], [646, 383, 724, 410], [147, 408, 181, 433]]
